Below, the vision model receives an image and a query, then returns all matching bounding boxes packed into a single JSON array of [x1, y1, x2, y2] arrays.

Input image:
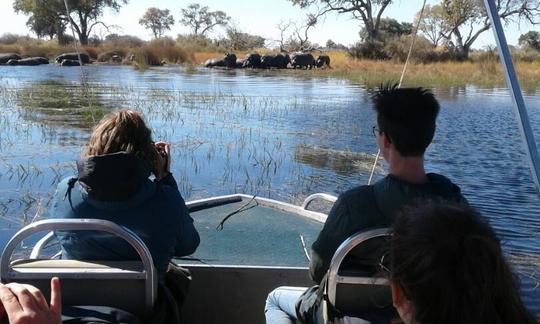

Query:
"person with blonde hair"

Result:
[[51, 109, 199, 281]]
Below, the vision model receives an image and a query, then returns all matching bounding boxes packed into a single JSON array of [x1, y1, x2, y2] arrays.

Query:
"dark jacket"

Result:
[[309, 173, 466, 283], [51, 152, 200, 281]]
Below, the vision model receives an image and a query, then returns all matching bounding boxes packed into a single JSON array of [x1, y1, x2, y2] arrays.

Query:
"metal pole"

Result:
[[483, 0, 540, 196]]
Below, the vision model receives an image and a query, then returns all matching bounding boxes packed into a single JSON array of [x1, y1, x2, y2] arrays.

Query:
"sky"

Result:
[[0, 0, 535, 48]]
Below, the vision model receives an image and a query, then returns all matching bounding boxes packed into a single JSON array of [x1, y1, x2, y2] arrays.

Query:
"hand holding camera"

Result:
[[154, 141, 171, 180]]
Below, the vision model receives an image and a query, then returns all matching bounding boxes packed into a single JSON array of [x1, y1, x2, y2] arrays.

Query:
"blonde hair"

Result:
[[83, 109, 160, 174]]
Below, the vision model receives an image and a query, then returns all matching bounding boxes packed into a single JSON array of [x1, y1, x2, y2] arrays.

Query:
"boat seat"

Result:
[[325, 228, 395, 323], [0, 219, 157, 320]]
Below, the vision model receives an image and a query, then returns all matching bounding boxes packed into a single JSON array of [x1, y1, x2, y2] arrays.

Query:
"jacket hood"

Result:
[[373, 173, 465, 219], [76, 152, 151, 201]]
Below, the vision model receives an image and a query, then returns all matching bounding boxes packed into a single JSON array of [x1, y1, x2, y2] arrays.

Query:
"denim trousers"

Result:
[[264, 286, 308, 324]]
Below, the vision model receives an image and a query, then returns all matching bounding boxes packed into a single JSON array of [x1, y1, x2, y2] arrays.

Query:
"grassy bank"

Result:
[[1, 39, 540, 89], [300, 50, 540, 90]]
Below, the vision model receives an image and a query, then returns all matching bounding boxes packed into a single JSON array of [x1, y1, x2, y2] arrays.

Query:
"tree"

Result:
[[361, 18, 412, 41], [13, 0, 65, 41], [416, 4, 448, 46], [440, 0, 540, 59], [292, 12, 320, 50], [13, 0, 128, 45], [276, 20, 292, 52], [519, 31, 540, 51], [289, 0, 393, 42], [224, 25, 265, 50], [179, 3, 229, 36], [139, 7, 174, 39]]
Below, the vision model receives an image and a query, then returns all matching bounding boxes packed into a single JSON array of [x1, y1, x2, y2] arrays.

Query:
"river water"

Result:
[[0, 65, 539, 314]]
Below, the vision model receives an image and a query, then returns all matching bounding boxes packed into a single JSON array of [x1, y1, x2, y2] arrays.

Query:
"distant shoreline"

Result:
[[1, 40, 539, 89]]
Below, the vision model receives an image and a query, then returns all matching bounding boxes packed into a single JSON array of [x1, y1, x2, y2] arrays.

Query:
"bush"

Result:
[[104, 34, 144, 48], [176, 34, 225, 53], [348, 40, 388, 60], [0, 33, 31, 45]]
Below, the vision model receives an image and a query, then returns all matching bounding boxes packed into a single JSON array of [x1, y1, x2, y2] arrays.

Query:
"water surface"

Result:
[[0, 65, 539, 314]]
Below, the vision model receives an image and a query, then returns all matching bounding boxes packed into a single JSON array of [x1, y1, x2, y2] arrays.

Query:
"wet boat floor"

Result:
[[177, 199, 323, 267]]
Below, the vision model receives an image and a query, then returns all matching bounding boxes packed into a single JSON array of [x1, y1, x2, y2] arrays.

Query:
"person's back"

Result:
[[389, 203, 536, 324], [51, 109, 199, 281], [265, 85, 467, 324]]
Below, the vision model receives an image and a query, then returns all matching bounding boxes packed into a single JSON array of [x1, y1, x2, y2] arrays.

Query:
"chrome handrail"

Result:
[[0, 219, 156, 314], [326, 228, 390, 307], [301, 193, 338, 210], [29, 231, 55, 259]]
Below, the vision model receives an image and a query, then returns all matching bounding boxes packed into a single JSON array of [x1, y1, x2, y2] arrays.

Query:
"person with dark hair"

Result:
[[265, 85, 467, 324], [51, 109, 200, 281], [389, 203, 536, 324]]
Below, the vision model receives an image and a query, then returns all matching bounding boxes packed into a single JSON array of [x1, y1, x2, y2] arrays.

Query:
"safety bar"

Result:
[[0, 219, 156, 314], [30, 231, 55, 259], [326, 228, 390, 306], [301, 193, 338, 210]]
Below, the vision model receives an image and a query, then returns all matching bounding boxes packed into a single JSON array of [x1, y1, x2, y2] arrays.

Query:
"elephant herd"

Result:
[[0, 52, 90, 66], [204, 53, 331, 70]]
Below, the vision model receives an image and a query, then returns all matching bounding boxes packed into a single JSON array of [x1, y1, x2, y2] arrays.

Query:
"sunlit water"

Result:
[[0, 65, 539, 315]]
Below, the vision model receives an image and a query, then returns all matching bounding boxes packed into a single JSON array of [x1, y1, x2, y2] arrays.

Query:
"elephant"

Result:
[[0, 53, 21, 64], [242, 53, 261, 68], [316, 55, 331, 68], [235, 59, 246, 68], [291, 53, 316, 69], [55, 53, 90, 64], [272, 53, 291, 69], [60, 59, 82, 66], [6, 57, 49, 66], [204, 53, 237, 68], [260, 55, 275, 69]]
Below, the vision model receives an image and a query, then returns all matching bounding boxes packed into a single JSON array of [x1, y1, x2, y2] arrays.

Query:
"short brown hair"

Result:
[[83, 109, 160, 174]]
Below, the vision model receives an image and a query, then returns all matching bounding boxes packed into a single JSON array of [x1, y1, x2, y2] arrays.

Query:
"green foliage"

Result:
[[223, 26, 265, 51], [348, 40, 388, 59], [417, 4, 449, 46], [105, 34, 144, 47], [519, 31, 540, 51], [179, 3, 230, 36], [12, 0, 128, 45], [139, 7, 175, 39], [438, 0, 540, 59]]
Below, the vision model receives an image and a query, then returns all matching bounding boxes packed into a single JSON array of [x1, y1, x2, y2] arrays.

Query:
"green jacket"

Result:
[[309, 173, 466, 283]]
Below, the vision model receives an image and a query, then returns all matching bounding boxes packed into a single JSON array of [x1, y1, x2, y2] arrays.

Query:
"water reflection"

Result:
[[294, 144, 382, 175], [16, 80, 110, 129]]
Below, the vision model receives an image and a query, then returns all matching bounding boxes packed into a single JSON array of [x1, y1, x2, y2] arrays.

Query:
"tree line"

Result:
[[11, 0, 540, 60]]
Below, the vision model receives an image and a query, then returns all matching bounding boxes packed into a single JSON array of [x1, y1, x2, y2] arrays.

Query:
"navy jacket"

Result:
[[51, 152, 200, 280]]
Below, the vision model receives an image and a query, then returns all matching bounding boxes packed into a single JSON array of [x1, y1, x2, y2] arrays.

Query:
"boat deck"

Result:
[[181, 196, 323, 267]]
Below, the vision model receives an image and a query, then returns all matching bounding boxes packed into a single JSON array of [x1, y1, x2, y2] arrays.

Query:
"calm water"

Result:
[[0, 65, 539, 314]]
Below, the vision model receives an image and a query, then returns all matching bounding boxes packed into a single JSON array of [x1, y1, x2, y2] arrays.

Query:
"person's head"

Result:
[[83, 109, 160, 175], [388, 202, 535, 324], [372, 84, 439, 158]]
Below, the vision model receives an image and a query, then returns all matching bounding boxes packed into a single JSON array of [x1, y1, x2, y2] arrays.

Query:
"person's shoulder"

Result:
[[336, 185, 376, 208], [340, 184, 374, 200]]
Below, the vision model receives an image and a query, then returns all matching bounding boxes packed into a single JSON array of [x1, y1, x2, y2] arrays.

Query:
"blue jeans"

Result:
[[265, 286, 308, 324]]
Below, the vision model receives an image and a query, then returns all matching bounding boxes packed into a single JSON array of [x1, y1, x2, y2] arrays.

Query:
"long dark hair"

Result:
[[389, 202, 536, 324]]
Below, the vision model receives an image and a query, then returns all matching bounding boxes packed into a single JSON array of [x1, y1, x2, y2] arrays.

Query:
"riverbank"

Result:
[[1, 39, 539, 89]]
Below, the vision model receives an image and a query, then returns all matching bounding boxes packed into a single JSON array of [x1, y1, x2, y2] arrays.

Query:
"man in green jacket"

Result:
[[265, 84, 467, 324]]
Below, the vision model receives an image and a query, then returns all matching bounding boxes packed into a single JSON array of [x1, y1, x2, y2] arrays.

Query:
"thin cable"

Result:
[[367, 0, 427, 185]]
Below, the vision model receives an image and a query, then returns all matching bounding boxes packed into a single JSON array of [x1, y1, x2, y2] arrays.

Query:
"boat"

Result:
[[1, 193, 344, 323], [0, 0, 538, 322]]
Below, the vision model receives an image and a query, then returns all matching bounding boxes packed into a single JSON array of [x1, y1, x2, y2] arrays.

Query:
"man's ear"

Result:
[[381, 132, 392, 149], [391, 281, 404, 308], [391, 281, 414, 323]]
